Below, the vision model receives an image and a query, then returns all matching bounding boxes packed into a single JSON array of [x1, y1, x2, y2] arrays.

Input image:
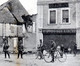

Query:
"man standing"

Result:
[[17, 40, 24, 59], [3, 40, 10, 58], [60, 44, 64, 52], [37, 39, 45, 59], [50, 40, 56, 62], [60, 44, 64, 58], [73, 44, 77, 56]]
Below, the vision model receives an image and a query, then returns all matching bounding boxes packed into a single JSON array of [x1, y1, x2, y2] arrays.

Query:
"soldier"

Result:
[[37, 39, 45, 59], [60, 44, 64, 58], [17, 40, 24, 59], [3, 40, 10, 58], [50, 40, 56, 62], [73, 44, 77, 56], [60, 44, 64, 52]]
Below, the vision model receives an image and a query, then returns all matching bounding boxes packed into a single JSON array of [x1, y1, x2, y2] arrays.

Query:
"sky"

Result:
[[0, 0, 37, 15], [19, 0, 37, 15]]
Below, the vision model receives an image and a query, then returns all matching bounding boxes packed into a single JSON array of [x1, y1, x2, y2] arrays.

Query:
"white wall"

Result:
[[36, 5, 43, 48], [76, 3, 80, 49]]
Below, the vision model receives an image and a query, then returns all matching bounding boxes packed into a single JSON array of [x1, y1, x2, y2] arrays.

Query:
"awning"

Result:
[[42, 29, 76, 34]]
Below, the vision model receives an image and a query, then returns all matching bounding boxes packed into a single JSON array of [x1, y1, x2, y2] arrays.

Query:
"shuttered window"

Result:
[[62, 10, 69, 23]]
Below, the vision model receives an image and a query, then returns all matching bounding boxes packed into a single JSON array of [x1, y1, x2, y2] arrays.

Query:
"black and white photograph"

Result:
[[0, 0, 80, 66]]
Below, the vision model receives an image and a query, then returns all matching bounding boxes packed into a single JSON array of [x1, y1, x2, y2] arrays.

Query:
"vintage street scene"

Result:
[[0, 0, 80, 66]]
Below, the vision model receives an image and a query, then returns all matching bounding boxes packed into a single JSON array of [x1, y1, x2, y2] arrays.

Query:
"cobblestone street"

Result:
[[0, 53, 80, 66]]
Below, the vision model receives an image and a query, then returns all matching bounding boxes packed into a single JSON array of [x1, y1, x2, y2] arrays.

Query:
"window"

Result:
[[48, 9, 57, 24], [61, 8, 70, 23]]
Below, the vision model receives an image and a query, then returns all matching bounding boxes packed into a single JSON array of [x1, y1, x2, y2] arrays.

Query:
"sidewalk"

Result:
[[0, 54, 80, 66]]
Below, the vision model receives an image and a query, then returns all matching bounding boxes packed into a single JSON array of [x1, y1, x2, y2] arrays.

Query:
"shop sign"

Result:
[[42, 29, 76, 34]]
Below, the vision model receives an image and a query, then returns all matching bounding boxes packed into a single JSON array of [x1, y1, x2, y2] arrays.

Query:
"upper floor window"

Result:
[[48, 3, 69, 24], [48, 9, 57, 24], [61, 8, 70, 23]]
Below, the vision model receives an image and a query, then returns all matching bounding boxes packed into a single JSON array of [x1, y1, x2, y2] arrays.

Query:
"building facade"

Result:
[[36, 0, 80, 50], [0, 0, 36, 52]]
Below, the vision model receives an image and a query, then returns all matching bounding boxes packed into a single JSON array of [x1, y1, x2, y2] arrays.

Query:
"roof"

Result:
[[8, 0, 29, 22], [0, 0, 29, 24], [0, 5, 16, 24]]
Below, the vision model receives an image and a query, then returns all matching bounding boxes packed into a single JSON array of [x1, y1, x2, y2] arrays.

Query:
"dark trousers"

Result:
[[17, 51, 23, 58], [51, 51, 54, 62], [4, 51, 10, 58], [73, 49, 77, 56]]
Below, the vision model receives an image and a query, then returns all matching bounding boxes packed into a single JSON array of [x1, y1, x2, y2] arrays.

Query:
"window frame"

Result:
[[48, 9, 57, 24], [61, 8, 70, 24]]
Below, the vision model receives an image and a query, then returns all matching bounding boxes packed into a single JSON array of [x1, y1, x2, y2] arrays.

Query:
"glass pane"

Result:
[[62, 10, 69, 23], [50, 10, 56, 24]]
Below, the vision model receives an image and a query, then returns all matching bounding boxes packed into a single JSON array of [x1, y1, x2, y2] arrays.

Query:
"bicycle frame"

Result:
[[43, 49, 67, 63]]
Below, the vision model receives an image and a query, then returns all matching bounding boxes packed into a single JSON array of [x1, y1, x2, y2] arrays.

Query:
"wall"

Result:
[[76, 3, 80, 49], [38, 0, 80, 5], [42, 2, 76, 29], [37, 0, 80, 49], [36, 5, 43, 47]]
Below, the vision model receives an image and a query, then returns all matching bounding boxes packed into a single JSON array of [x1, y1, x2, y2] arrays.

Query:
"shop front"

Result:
[[42, 29, 76, 50]]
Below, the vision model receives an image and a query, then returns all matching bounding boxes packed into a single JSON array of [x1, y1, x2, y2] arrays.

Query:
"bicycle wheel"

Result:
[[57, 51, 67, 62], [43, 51, 52, 63], [36, 51, 43, 59]]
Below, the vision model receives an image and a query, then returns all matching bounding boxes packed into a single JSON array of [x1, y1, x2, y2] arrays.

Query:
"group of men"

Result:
[[3, 40, 24, 59], [3, 38, 77, 61], [38, 39, 77, 62]]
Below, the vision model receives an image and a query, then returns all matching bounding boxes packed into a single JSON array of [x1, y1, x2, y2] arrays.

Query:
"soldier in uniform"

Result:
[[17, 40, 24, 59], [73, 44, 77, 56], [50, 40, 56, 62], [3, 40, 10, 58]]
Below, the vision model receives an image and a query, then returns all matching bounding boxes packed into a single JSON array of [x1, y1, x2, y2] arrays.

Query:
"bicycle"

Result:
[[36, 44, 45, 59], [36, 50, 44, 59], [36, 49, 67, 63], [43, 49, 67, 63]]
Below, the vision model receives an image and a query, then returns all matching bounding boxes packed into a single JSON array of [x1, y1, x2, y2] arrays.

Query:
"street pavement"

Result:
[[0, 53, 80, 66]]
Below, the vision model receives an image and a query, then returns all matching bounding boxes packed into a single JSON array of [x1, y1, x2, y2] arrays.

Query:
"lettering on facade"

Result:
[[42, 29, 76, 34], [49, 3, 69, 8]]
